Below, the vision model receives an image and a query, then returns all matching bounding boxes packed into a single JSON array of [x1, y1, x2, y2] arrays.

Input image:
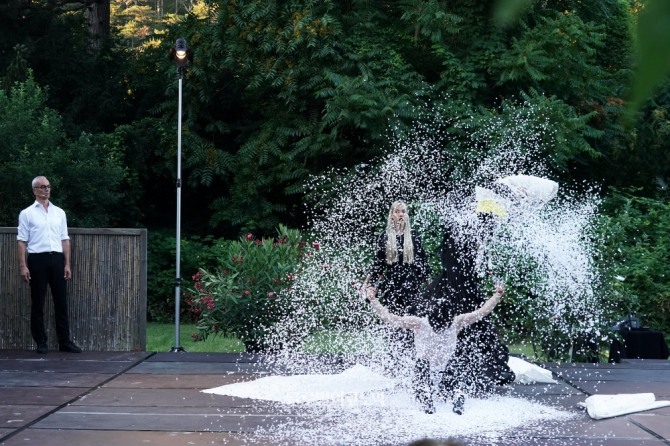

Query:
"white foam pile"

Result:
[[203, 364, 574, 445]]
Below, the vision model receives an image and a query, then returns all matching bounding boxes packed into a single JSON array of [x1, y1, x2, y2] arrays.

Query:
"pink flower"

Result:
[[267, 292, 275, 298], [245, 233, 254, 240], [243, 290, 251, 296], [199, 295, 215, 310], [312, 241, 320, 250], [192, 271, 203, 281]]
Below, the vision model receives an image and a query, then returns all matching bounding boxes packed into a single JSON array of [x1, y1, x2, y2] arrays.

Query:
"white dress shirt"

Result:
[[17, 201, 70, 253]]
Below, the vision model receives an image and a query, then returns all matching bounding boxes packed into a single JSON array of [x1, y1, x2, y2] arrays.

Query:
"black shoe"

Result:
[[415, 390, 435, 414], [59, 341, 82, 353], [36, 343, 48, 354], [452, 394, 465, 415]]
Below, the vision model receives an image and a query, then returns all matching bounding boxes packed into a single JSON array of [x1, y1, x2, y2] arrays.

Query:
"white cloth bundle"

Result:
[[578, 393, 670, 419], [496, 174, 558, 206], [475, 175, 559, 219], [508, 356, 557, 384]]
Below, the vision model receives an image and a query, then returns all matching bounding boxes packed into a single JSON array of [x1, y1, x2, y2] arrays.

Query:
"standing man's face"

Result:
[[33, 178, 52, 200]]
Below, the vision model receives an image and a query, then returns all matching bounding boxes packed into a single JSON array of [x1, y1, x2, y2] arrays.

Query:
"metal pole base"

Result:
[[169, 346, 186, 352]]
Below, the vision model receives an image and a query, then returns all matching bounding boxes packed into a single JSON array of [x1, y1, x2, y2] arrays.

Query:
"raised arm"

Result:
[[357, 283, 423, 331], [453, 282, 505, 333]]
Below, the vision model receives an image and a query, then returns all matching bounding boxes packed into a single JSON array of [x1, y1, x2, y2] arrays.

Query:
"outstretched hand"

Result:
[[353, 281, 377, 302], [494, 281, 505, 296]]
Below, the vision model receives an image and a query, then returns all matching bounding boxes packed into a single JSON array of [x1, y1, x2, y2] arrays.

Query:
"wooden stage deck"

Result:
[[0, 350, 668, 446]]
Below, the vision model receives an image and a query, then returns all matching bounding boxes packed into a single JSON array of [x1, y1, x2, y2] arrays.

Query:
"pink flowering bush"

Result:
[[188, 225, 308, 346]]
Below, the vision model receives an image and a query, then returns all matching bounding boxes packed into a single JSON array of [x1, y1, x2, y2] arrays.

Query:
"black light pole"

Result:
[[169, 38, 191, 352]]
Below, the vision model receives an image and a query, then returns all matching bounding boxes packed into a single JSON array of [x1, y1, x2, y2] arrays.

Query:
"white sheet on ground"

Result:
[[202, 363, 396, 403], [578, 393, 670, 420], [201, 362, 576, 445], [202, 357, 557, 405]]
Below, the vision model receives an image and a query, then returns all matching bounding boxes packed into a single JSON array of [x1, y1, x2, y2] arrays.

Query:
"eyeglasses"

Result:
[[34, 185, 52, 190]]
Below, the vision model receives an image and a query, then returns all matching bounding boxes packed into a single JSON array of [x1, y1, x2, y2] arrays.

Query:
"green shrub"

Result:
[[188, 225, 308, 343], [147, 230, 230, 322], [598, 190, 670, 338]]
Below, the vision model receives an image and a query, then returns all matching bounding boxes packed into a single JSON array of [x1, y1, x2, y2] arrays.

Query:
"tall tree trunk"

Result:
[[85, 0, 110, 51]]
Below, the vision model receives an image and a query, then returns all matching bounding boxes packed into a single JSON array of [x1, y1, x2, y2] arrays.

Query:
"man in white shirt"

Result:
[[17, 176, 81, 354]]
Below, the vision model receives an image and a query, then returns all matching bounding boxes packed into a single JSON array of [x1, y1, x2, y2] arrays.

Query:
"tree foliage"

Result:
[[0, 73, 126, 227], [598, 190, 670, 338], [3, 0, 670, 337], [148, 0, 639, 233]]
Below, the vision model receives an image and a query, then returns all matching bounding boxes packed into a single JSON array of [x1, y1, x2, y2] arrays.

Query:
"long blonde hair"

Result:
[[385, 201, 415, 264]]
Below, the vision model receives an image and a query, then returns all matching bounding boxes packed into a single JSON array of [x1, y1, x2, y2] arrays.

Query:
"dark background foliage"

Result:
[[1, 0, 669, 336]]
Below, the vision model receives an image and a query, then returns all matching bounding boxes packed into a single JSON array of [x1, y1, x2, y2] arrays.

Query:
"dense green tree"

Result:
[[0, 0, 136, 135], [2, 0, 667, 338], [0, 74, 126, 227], [156, 0, 432, 233], [146, 0, 639, 234], [599, 190, 670, 337]]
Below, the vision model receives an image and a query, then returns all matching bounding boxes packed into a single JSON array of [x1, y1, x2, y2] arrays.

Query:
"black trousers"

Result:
[[28, 252, 70, 345]]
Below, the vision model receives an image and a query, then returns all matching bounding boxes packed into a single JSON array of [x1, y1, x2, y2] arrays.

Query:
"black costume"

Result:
[[368, 232, 431, 314], [368, 231, 431, 361], [425, 229, 515, 396]]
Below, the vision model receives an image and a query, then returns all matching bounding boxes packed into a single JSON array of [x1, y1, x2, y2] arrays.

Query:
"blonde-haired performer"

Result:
[[364, 201, 431, 361]]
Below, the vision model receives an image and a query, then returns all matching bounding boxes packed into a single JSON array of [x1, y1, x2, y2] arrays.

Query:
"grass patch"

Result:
[[147, 323, 540, 358], [508, 342, 537, 359], [146, 323, 244, 353]]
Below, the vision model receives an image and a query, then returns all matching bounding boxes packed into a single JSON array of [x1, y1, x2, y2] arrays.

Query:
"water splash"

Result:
[[267, 104, 607, 366], [220, 104, 609, 444]]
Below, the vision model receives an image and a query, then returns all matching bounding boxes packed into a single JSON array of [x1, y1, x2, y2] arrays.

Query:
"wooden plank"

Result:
[[512, 412, 662, 441], [480, 438, 667, 446], [66, 388, 277, 408], [33, 408, 297, 432], [0, 429, 278, 446], [630, 413, 670, 439], [554, 368, 670, 383], [505, 382, 584, 396], [0, 429, 14, 439], [0, 405, 59, 428], [103, 373, 256, 389], [0, 351, 151, 361], [0, 359, 135, 374], [127, 361, 272, 374], [0, 387, 87, 405], [1, 351, 670, 446], [570, 381, 670, 397], [0, 372, 114, 387], [146, 352, 259, 363]]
